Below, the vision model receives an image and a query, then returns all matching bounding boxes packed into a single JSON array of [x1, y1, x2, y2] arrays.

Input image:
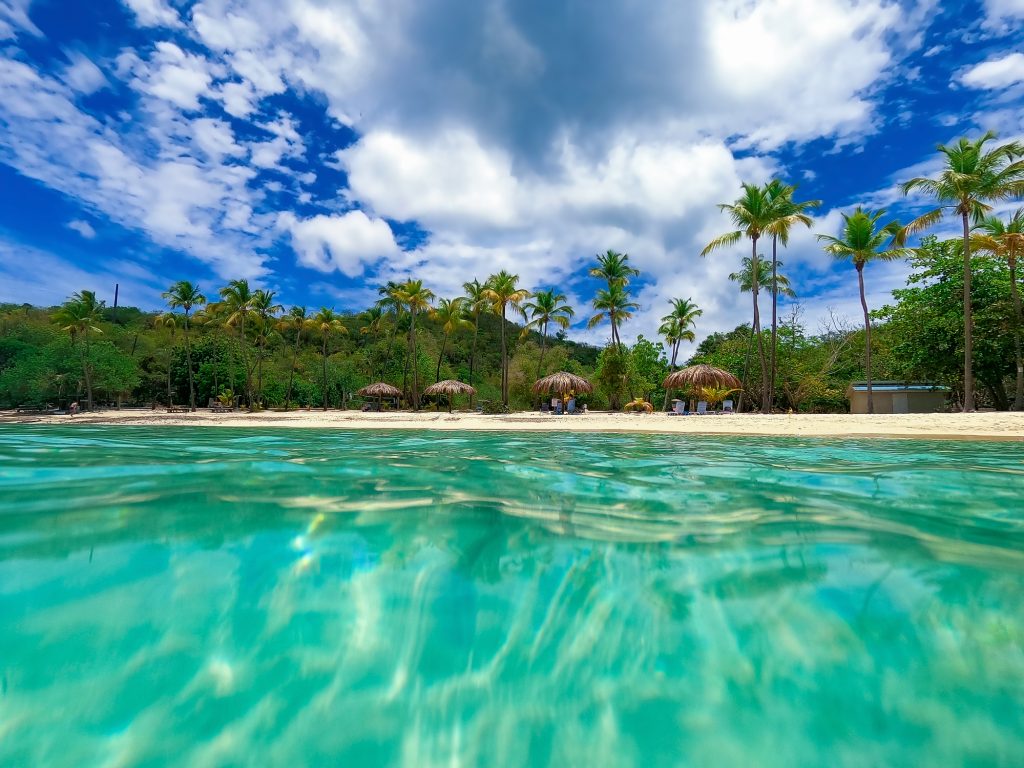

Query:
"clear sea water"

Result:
[[1, 426, 1023, 767]]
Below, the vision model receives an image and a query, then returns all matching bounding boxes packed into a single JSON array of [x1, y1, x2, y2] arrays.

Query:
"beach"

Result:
[[5, 408, 1024, 440]]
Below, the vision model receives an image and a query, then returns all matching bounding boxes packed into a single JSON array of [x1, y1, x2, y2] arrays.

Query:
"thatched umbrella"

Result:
[[663, 365, 741, 410], [533, 372, 593, 412], [422, 379, 476, 413], [358, 382, 402, 410]]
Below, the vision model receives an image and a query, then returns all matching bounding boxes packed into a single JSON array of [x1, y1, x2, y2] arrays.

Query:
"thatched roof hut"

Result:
[[532, 371, 593, 395], [422, 380, 476, 412], [663, 364, 741, 391], [358, 382, 402, 398]]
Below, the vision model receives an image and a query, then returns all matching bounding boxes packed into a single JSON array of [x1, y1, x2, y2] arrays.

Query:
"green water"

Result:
[[1, 427, 1023, 767]]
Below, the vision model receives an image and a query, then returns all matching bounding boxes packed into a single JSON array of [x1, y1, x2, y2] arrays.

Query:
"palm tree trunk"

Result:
[[662, 341, 679, 411], [184, 312, 196, 410], [770, 234, 779, 412], [537, 322, 549, 380], [738, 326, 754, 413], [383, 317, 398, 378], [962, 211, 974, 412], [1010, 258, 1023, 410], [285, 329, 302, 411], [468, 319, 479, 407], [751, 237, 769, 413], [436, 332, 448, 382], [500, 306, 508, 405], [857, 264, 874, 415], [411, 309, 420, 410], [83, 330, 94, 410], [321, 335, 329, 411], [240, 321, 252, 408]]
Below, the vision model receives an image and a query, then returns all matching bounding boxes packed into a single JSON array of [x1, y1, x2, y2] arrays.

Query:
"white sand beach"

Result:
[[5, 408, 1024, 440]]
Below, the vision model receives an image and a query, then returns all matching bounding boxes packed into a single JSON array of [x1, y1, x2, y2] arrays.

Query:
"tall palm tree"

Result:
[[375, 281, 404, 380], [764, 180, 820, 409], [972, 208, 1024, 409], [728, 256, 796, 412], [52, 290, 104, 410], [589, 250, 639, 349], [462, 278, 491, 401], [311, 308, 347, 410], [431, 297, 473, 382], [218, 279, 255, 407], [659, 297, 702, 410], [250, 289, 282, 407], [899, 132, 1024, 411], [163, 280, 207, 411], [818, 208, 910, 414], [522, 289, 574, 378], [588, 283, 639, 349], [154, 311, 178, 405], [483, 271, 529, 405], [278, 305, 310, 411], [359, 305, 386, 378], [702, 183, 775, 412], [394, 279, 435, 409]]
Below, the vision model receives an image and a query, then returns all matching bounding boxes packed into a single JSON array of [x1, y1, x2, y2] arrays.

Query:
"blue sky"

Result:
[[1, 0, 1023, 343]]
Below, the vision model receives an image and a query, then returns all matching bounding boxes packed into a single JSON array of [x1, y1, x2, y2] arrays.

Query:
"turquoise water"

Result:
[[1, 427, 1023, 767]]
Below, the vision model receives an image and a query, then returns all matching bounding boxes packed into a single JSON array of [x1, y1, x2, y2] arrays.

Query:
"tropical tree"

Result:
[[52, 290, 104, 410], [154, 311, 178, 404], [375, 281, 405, 379], [764, 180, 820, 408], [218, 279, 255, 407], [483, 271, 529, 405], [522, 289, 574, 378], [972, 208, 1024, 409], [590, 250, 640, 286], [311, 308, 347, 410], [462, 278, 490, 400], [728, 256, 796, 411], [250, 289, 282, 406], [589, 250, 639, 349], [588, 283, 639, 349], [359, 305, 386, 378], [278, 306, 310, 411], [899, 131, 1024, 411], [430, 297, 472, 382], [394, 279, 435, 409], [702, 183, 775, 412], [659, 297, 702, 410], [817, 208, 910, 414], [163, 281, 207, 410]]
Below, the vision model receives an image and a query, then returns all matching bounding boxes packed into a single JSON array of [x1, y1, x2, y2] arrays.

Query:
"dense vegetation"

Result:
[[2, 133, 1022, 413]]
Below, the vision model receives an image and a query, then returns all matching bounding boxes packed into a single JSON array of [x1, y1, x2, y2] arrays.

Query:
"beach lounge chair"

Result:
[[696, 401, 708, 415], [670, 400, 686, 415], [722, 399, 734, 414], [567, 399, 577, 414]]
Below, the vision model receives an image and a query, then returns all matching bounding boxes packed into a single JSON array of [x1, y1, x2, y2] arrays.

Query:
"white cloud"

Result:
[[121, 0, 182, 28], [129, 42, 216, 111], [281, 210, 399, 276], [959, 52, 1024, 90], [0, 0, 39, 39], [67, 219, 97, 239], [982, 0, 1024, 31], [61, 51, 108, 94]]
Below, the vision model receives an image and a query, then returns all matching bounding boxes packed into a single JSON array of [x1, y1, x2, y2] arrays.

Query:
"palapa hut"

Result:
[[422, 379, 476, 413], [357, 382, 402, 410], [532, 372, 593, 413], [663, 365, 741, 410]]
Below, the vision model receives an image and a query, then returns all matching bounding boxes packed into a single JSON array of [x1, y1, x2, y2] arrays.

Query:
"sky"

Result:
[[1, 0, 1023, 347]]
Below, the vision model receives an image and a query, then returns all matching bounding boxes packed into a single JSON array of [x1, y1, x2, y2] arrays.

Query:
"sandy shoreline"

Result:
[[3, 408, 1024, 440]]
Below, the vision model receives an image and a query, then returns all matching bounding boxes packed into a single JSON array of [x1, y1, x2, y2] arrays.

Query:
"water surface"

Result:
[[1, 426, 1023, 766]]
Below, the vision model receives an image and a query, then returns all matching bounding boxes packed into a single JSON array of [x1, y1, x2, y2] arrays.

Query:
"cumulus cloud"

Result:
[[121, 0, 182, 28], [61, 51, 108, 94], [281, 210, 399, 276], [959, 52, 1024, 90], [67, 219, 96, 239]]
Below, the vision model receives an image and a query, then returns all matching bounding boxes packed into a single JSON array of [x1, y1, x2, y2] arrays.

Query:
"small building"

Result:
[[845, 381, 949, 414]]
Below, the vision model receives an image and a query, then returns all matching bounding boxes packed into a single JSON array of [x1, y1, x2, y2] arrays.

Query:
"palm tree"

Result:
[[311, 308, 347, 410], [702, 183, 775, 412], [431, 297, 473, 382], [375, 281, 404, 380], [972, 208, 1024, 409], [483, 271, 529, 405], [53, 290, 104, 410], [588, 283, 639, 348], [764, 180, 820, 409], [394, 279, 435, 409], [163, 280, 207, 410], [659, 297, 702, 410], [590, 250, 640, 286], [462, 278, 491, 400], [899, 132, 1024, 411], [218, 279, 255, 407], [154, 311, 178, 405], [359, 305, 386, 378], [817, 208, 910, 414], [522, 289, 574, 378], [278, 306, 310, 411], [250, 289, 282, 407], [729, 256, 796, 412]]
